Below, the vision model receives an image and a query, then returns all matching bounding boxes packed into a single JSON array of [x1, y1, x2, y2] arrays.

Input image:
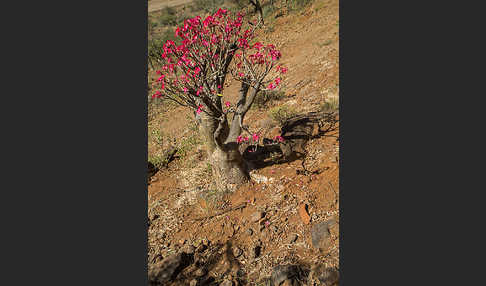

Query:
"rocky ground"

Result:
[[147, 1, 339, 285]]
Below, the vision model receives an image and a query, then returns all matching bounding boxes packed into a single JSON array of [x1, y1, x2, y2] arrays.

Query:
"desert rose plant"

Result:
[[151, 8, 287, 189]]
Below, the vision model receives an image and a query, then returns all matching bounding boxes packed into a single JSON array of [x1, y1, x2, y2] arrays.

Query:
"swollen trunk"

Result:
[[199, 113, 249, 190]]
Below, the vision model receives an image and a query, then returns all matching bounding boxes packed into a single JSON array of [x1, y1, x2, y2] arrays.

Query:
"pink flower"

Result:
[[218, 85, 222, 89], [275, 77, 281, 85], [151, 91, 162, 99], [183, 87, 188, 92], [225, 101, 231, 107], [196, 105, 203, 114], [274, 135, 285, 142], [243, 136, 249, 142], [238, 38, 248, 48], [268, 83, 275, 89], [238, 72, 245, 77], [252, 133, 259, 141], [157, 75, 165, 82], [252, 42, 263, 50], [237, 135, 243, 144], [280, 67, 288, 74]]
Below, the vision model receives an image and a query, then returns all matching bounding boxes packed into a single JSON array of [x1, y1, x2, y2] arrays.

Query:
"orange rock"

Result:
[[298, 204, 311, 225]]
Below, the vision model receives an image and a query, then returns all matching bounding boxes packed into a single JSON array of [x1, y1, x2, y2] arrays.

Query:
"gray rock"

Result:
[[246, 228, 254, 236], [311, 220, 336, 251], [270, 225, 278, 232]]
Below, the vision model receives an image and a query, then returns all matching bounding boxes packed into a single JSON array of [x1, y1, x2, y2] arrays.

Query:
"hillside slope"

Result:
[[148, 1, 339, 285]]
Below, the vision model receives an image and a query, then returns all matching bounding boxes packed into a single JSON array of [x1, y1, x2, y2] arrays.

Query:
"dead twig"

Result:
[[193, 202, 248, 222]]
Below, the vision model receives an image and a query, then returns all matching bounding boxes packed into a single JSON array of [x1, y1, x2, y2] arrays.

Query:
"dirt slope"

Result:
[[148, 0, 194, 12], [148, 1, 339, 285]]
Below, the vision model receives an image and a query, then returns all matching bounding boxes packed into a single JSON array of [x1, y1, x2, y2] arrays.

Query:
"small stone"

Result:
[[298, 204, 311, 225], [190, 279, 198, 286], [246, 228, 253, 236], [233, 246, 243, 258], [270, 225, 278, 232], [220, 279, 233, 286], [288, 234, 298, 243], [179, 239, 186, 245], [181, 244, 195, 254], [251, 211, 265, 222], [194, 268, 206, 277]]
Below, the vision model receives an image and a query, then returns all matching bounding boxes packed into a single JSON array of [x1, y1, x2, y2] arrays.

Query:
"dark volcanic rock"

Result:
[[271, 265, 303, 286], [311, 265, 339, 286], [148, 252, 193, 285]]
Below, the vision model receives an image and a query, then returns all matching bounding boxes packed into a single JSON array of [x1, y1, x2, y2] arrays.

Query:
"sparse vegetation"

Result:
[[176, 132, 202, 160], [148, 154, 169, 170], [253, 89, 286, 109], [269, 105, 298, 125], [158, 6, 178, 26], [292, 0, 315, 11], [150, 128, 165, 147], [320, 97, 339, 113], [192, 0, 226, 14]]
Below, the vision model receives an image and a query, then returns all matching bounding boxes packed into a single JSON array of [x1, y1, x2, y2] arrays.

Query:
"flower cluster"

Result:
[[236, 135, 249, 143], [150, 6, 286, 148], [151, 9, 247, 107]]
